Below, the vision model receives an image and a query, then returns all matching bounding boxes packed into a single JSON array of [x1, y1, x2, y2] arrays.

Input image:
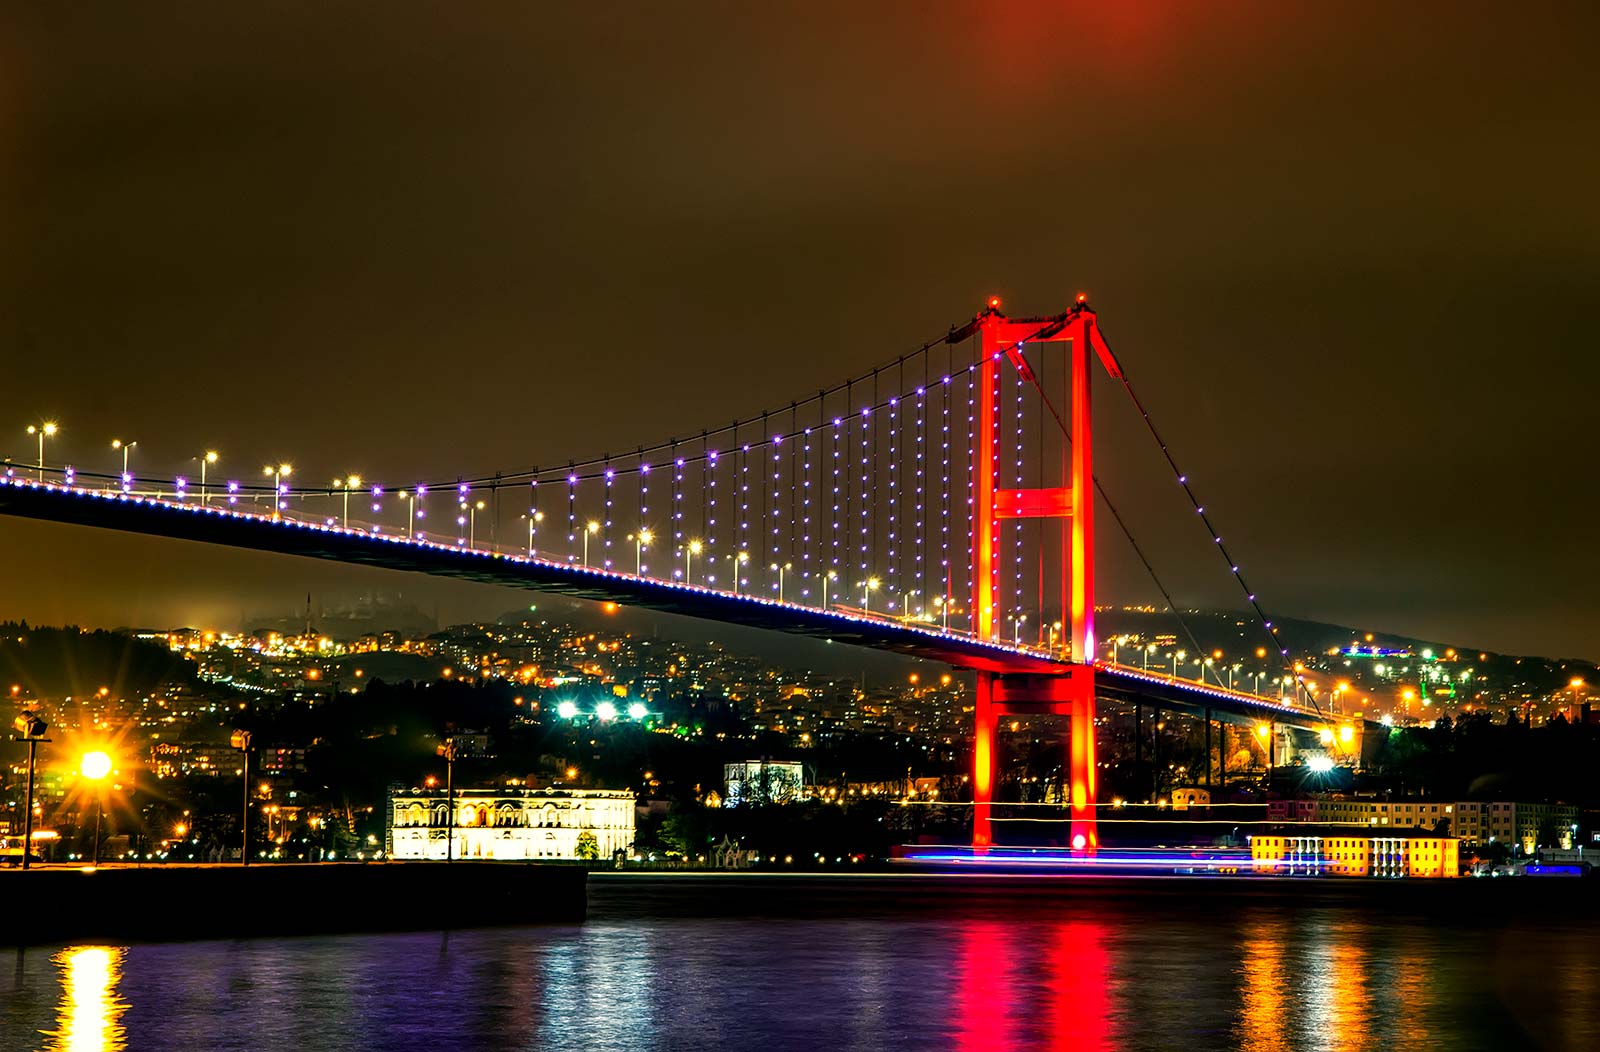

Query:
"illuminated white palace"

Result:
[[388, 787, 636, 861]]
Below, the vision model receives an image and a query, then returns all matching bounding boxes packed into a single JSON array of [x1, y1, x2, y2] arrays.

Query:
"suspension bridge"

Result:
[[0, 298, 1372, 853]]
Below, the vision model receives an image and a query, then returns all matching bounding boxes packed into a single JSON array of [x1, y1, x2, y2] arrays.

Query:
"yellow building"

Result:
[[1250, 832, 1459, 878]]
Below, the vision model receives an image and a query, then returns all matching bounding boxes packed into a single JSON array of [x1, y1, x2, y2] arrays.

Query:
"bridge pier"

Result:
[[972, 669, 1097, 853]]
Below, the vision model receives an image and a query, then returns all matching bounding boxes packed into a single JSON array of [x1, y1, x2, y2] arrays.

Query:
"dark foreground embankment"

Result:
[[2, 862, 585, 945]]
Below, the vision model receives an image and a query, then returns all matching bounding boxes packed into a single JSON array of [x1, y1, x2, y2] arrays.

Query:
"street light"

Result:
[[683, 539, 702, 583], [862, 576, 881, 612], [631, 528, 653, 575], [79, 750, 112, 866], [197, 451, 220, 505], [10, 712, 48, 870], [582, 520, 600, 566], [111, 439, 137, 488], [771, 561, 792, 603], [1173, 650, 1186, 677], [824, 570, 839, 610], [26, 422, 58, 480], [727, 550, 750, 593], [263, 464, 292, 519], [231, 730, 252, 864], [459, 500, 487, 548], [523, 509, 545, 555], [437, 737, 457, 863], [336, 475, 362, 528], [400, 490, 418, 538]]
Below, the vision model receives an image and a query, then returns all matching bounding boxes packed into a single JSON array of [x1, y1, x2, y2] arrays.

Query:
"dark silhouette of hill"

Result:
[[0, 622, 198, 699]]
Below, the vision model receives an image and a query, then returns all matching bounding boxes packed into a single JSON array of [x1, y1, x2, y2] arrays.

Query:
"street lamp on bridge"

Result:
[[197, 450, 219, 505], [629, 528, 653, 575], [111, 439, 136, 488], [263, 464, 292, 519], [771, 561, 792, 603], [26, 422, 57, 481], [727, 550, 749, 593], [682, 539, 702, 584], [459, 500, 487, 548]]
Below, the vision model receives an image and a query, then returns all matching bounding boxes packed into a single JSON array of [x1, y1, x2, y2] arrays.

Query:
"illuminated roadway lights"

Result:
[[771, 561, 792, 603], [26, 422, 57, 481], [192, 449, 221, 505], [595, 701, 618, 722], [629, 528, 653, 576], [111, 438, 136, 486], [822, 569, 838, 609], [336, 474, 362, 528], [861, 575, 880, 612], [682, 538, 702, 584], [627, 702, 649, 721], [727, 550, 750, 593], [1307, 755, 1335, 774], [457, 499, 486, 548], [573, 518, 600, 567], [400, 489, 421, 538], [262, 463, 292, 519], [521, 507, 545, 554]]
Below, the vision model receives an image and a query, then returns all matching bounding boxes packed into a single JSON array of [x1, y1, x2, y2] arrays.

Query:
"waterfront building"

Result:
[[723, 760, 805, 806], [1267, 797, 1579, 850], [1250, 831, 1460, 878], [388, 787, 635, 861]]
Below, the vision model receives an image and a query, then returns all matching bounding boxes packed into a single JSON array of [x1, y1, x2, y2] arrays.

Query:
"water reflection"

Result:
[[1237, 918, 1289, 1052], [44, 946, 127, 1052], [953, 921, 1014, 1052], [1046, 921, 1113, 1052], [0, 887, 1595, 1051]]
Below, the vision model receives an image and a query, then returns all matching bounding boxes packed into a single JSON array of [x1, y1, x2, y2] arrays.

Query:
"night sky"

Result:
[[1, 5, 1595, 657]]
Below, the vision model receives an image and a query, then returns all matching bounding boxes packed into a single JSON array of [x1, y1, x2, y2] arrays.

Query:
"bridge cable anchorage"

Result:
[[1096, 323, 1325, 720]]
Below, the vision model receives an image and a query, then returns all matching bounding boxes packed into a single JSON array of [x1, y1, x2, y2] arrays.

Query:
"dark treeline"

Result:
[[1367, 711, 1600, 806], [0, 621, 197, 699]]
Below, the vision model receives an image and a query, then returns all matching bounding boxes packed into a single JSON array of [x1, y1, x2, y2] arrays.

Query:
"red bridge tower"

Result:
[[965, 300, 1122, 854]]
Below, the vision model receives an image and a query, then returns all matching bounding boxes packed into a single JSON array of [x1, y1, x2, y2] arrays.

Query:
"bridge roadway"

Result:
[[0, 476, 1346, 733]]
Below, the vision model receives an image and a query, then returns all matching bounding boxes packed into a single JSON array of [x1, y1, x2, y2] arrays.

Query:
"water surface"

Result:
[[3, 874, 1595, 1051]]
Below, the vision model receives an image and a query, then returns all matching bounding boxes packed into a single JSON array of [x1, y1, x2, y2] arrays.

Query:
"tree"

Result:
[[575, 830, 599, 860]]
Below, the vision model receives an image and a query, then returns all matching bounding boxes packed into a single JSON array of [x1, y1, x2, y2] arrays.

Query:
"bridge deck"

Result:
[[0, 477, 1349, 730]]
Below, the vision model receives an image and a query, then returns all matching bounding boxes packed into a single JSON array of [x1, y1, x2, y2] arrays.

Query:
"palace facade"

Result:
[[388, 787, 636, 861]]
